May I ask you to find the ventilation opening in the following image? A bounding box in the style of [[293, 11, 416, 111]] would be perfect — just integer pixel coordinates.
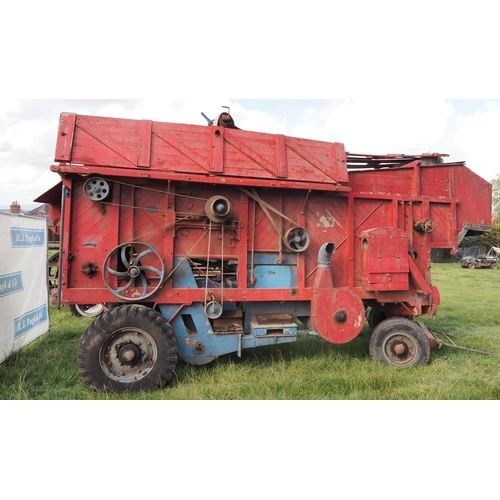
[[181, 314, 198, 335]]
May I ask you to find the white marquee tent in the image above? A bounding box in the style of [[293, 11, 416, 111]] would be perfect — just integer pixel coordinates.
[[0, 212, 49, 364]]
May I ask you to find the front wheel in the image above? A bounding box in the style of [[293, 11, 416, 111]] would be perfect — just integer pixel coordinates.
[[77, 305, 177, 392], [369, 317, 430, 367]]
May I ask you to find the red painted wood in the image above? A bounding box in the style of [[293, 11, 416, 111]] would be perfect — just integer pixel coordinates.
[[56, 113, 349, 188]]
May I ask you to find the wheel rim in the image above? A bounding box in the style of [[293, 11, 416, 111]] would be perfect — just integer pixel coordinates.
[[380, 331, 420, 366], [75, 303, 105, 317], [83, 177, 111, 201], [99, 326, 158, 383]]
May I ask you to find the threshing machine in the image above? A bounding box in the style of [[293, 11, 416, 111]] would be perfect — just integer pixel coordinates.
[[38, 111, 492, 392]]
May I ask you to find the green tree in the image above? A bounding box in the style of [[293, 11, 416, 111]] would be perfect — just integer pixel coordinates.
[[492, 174, 500, 221]]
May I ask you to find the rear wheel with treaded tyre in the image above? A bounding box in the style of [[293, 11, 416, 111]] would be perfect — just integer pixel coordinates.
[[369, 317, 430, 367], [77, 305, 177, 392]]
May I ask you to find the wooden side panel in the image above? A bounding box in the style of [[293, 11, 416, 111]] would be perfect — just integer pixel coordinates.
[[420, 165, 452, 198], [348, 165, 417, 196], [453, 166, 492, 228], [429, 202, 455, 248], [360, 227, 409, 291], [55, 113, 348, 188]]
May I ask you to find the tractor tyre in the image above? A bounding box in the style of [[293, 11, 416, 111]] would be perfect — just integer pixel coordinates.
[[369, 317, 430, 368], [77, 305, 177, 392], [368, 308, 387, 329]]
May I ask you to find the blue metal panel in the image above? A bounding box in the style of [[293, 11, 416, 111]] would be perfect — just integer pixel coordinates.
[[160, 257, 302, 365], [249, 265, 297, 288], [250, 252, 297, 265]]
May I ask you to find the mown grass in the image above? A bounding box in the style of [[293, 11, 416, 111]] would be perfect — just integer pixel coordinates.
[[1, 263, 499, 400]]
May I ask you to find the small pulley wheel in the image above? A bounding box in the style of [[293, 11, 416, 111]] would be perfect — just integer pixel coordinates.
[[205, 196, 232, 222], [204, 301, 223, 319], [84, 177, 111, 201], [284, 227, 310, 252]]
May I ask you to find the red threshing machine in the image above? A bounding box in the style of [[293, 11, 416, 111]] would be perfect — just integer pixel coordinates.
[[38, 111, 492, 392]]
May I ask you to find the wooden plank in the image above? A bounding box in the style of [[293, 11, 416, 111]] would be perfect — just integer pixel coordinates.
[[224, 133, 279, 177], [275, 134, 288, 178], [55, 113, 76, 162], [76, 115, 138, 166], [257, 313, 294, 325], [210, 128, 224, 173], [152, 124, 210, 172], [138, 120, 152, 168]]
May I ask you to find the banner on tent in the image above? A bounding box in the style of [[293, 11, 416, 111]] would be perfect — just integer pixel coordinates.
[[0, 213, 49, 364]]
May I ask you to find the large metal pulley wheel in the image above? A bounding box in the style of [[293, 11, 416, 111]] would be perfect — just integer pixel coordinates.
[[83, 177, 111, 201], [205, 196, 232, 222], [103, 242, 165, 301], [284, 227, 310, 252]]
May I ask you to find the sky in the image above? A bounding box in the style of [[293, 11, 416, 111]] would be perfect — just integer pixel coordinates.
[[1, 98, 500, 209]]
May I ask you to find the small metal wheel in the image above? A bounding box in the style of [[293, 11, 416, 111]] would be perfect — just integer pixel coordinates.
[[204, 300, 223, 319], [468, 262, 476, 269], [83, 177, 111, 201], [369, 317, 431, 367], [491, 263, 498, 270], [103, 242, 165, 301], [77, 305, 177, 392], [284, 227, 310, 252], [69, 303, 106, 317]]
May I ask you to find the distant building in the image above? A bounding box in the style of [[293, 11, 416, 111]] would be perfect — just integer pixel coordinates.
[[1, 201, 59, 245]]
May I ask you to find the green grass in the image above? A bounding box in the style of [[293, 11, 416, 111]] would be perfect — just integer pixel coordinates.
[[1, 263, 500, 400]]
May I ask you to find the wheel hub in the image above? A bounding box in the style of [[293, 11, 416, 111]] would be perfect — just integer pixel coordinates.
[[117, 342, 142, 365], [100, 327, 158, 383], [128, 266, 140, 278], [392, 342, 408, 356]]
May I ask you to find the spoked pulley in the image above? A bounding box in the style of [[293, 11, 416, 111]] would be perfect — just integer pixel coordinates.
[[284, 227, 310, 252], [103, 242, 165, 301]]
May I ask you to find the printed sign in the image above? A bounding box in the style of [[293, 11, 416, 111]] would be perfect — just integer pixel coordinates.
[[1, 213, 49, 364], [14, 304, 49, 339], [10, 227, 45, 248]]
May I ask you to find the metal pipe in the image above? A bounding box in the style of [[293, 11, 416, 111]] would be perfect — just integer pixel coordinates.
[[318, 242, 335, 267]]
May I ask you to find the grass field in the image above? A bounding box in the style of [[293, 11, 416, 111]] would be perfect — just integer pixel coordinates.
[[1, 263, 499, 400]]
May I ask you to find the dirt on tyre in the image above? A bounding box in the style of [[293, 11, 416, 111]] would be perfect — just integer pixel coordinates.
[[369, 317, 430, 368], [77, 305, 178, 392]]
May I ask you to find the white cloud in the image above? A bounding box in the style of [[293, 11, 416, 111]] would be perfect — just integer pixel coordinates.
[[451, 102, 500, 181], [291, 99, 455, 153]]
